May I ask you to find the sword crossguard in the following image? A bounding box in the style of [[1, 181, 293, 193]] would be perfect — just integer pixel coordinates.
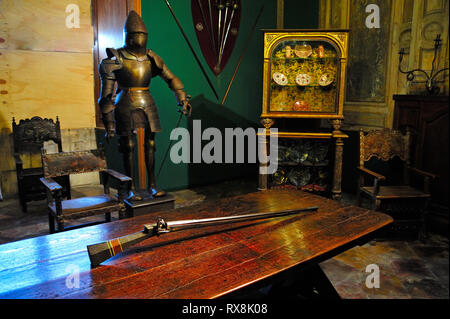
[[155, 217, 170, 235]]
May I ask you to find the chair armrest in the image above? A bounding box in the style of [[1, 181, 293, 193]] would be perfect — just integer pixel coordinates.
[[105, 169, 132, 183], [408, 166, 438, 194], [40, 177, 63, 192], [408, 167, 438, 180], [357, 166, 386, 181], [102, 170, 131, 203]]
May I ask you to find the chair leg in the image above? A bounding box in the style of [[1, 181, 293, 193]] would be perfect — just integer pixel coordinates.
[[356, 177, 362, 207], [356, 190, 361, 207], [371, 198, 380, 211], [19, 189, 27, 213], [20, 200, 27, 213], [418, 199, 430, 241], [56, 216, 64, 232], [119, 206, 128, 220], [48, 211, 55, 234]]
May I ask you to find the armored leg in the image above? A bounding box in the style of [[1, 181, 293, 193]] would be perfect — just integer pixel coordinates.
[[119, 135, 142, 200], [145, 130, 165, 197]]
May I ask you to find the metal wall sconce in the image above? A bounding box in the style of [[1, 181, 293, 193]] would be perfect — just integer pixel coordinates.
[[398, 34, 449, 95]]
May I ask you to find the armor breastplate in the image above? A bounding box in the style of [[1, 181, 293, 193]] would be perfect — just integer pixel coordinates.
[[115, 49, 152, 88], [111, 48, 161, 134]]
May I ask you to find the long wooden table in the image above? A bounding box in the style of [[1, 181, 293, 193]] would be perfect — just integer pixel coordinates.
[[0, 189, 392, 299]]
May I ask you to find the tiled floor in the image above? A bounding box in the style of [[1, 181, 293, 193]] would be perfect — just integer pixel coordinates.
[[0, 179, 448, 299]]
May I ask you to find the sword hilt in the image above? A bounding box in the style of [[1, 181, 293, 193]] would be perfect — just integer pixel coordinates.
[[178, 94, 192, 116]]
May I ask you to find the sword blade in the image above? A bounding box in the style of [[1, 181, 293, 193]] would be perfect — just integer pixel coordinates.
[[217, 3, 222, 57], [217, 8, 235, 69], [219, 3, 229, 55], [157, 206, 318, 232]]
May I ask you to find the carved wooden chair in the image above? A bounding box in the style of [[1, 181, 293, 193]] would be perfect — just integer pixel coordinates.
[[356, 129, 437, 238], [12, 116, 71, 212], [40, 147, 132, 233]]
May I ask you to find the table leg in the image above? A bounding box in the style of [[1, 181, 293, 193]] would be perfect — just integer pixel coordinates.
[[306, 264, 341, 299], [263, 264, 341, 299]]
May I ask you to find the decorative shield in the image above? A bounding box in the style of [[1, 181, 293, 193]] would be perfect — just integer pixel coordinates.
[[191, 0, 241, 75]]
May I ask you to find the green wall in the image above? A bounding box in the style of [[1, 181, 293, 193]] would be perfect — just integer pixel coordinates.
[[133, 0, 318, 192], [141, 0, 273, 191], [284, 0, 319, 29]]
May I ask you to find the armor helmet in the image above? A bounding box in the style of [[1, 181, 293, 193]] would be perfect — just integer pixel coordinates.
[[124, 10, 148, 34], [123, 11, 148, 49]]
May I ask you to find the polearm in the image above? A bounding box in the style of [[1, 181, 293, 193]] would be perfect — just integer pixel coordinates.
[[87, 206, 318, 266], [164, 0, 219, 101], [196, 0, 217, 57], [221, 4, 264, 105]]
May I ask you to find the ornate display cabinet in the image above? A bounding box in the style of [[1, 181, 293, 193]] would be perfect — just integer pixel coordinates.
[[258, 30, 349, 200]]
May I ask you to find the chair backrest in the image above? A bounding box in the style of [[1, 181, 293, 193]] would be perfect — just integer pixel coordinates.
[[12, 116, 62, 154], [41, 149, 107, 178], [359, 129, 410, 167]]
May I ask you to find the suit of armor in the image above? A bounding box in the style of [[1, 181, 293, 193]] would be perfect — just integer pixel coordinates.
[[98, 11, 190, 199]]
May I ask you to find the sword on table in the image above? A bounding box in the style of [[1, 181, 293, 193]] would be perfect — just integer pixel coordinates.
[[87, 206, 318, 266]]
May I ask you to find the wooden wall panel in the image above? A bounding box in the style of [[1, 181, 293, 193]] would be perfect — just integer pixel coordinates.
[[0, 50, 95, 130], [0, 0, 96, 134], [0, 0, 93, 53]]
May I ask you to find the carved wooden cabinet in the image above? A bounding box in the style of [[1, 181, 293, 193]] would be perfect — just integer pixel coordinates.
[[393, 95, 449, 234], [258, 30, 349, 200]]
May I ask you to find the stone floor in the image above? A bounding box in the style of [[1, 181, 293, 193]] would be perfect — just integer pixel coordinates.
[[0, 178, 448, 299]]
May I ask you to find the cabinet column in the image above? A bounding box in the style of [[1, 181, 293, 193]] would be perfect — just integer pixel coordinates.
[[258, 119, 275, 191], [258, 134, 269, 191], [332, 136, 344, 200], [331, 119, 344, 201]]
